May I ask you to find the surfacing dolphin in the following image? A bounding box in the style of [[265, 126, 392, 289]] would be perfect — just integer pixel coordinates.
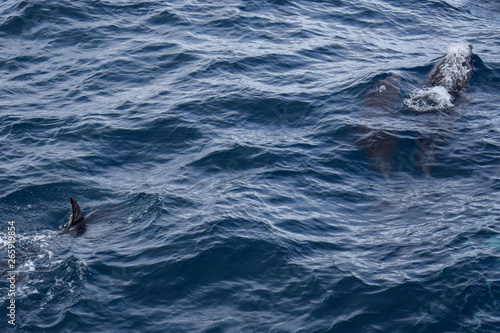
[[404, 43, 474, 112], [60, 197, 86, 236], [429, 43, 473, 96], [406, 43, 474, 172]]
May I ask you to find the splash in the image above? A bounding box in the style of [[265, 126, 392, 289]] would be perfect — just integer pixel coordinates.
[[403, 86, 454, 112]]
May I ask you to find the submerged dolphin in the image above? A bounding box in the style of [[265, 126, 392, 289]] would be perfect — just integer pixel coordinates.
[[60, 197, 86, 236], [362, 74, 401, 111], [358, 74, 401, 176]]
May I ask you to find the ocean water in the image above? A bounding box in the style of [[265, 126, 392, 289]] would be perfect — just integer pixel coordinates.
[[0, 0, 499, 332]]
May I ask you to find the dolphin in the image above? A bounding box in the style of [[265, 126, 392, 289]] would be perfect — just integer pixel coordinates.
[[408, 44, 473, 172], [357, 74, 401, 176], [404, 43, 474, 112], [429, 43, 473, 98], [362, 74, 401, 111], [0, 199, 85, 277], [60, 197, 86, 236], [0, 198, 88, 279]]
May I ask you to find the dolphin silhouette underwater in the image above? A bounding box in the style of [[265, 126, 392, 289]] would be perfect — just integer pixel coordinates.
[[357, 74, 402, 176], [60, 197, 86, 236]]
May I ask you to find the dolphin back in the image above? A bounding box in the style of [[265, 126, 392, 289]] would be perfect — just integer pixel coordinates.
[[430, 43, 473, 93]]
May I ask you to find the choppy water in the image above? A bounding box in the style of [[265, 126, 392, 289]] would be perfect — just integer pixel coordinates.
[[0, 0, 499, 332]]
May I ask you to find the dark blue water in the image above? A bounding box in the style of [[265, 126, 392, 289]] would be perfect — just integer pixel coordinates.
[[1, 0, 499, 332]]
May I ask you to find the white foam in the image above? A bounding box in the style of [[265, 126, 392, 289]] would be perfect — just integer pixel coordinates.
[[403, 86, 454, 112], [16, 285, 39, 299], [19, 259, 36, 272], [446, 41, 472, 59]]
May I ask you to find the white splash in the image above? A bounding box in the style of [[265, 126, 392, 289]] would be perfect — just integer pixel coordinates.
[[403, 86, 454, 112], [446, 41, 472, 58], [19, 259, 36, 272]]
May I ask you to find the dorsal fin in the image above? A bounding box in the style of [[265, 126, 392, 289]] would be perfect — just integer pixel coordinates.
[[69, 197, 84, 227]]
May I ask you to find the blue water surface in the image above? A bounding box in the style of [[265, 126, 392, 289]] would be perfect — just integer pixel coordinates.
[[0, 0, 499, 332]]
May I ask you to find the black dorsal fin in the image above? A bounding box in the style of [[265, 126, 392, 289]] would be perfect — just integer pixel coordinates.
[[69, 197, 84, 227]]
